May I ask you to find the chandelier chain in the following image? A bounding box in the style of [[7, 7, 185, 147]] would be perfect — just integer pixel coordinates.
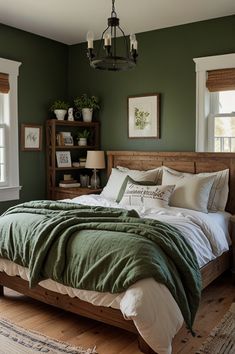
[[111, 0, 117, 18]]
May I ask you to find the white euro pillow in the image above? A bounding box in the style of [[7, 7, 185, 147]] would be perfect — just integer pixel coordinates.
[[162, 166, 229, 212], [162, 169, 215, 213], [117, 165, 162, 184]]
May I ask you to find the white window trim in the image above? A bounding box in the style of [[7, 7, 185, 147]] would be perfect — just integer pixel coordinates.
[[193, 53, 235, 152], [0, 57, 21, 201]]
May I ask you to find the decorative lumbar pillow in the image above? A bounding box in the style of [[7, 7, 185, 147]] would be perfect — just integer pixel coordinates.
[[117, 165, 162, 184], [162, 166, 229, 212], [162, 169, 215, 213], [116, 176, 156, 203], [119, 181, 175, 209]]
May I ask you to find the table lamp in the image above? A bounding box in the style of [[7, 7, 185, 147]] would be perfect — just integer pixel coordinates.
[[85, 151, 105, 189]]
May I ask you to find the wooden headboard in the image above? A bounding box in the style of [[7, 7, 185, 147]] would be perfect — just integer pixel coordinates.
[[107, 151, 235, 214]]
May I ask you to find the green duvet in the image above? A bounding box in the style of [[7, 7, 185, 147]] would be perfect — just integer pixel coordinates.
[[0, 200, 201, 330]]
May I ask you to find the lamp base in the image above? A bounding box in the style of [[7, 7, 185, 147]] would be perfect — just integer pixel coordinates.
[[90, 169, 100, 189]]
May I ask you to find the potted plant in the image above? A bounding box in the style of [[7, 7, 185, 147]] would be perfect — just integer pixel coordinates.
[[74, 94, 100, 122], [77, 129, 91, 146], [50, 100, 70, 120]]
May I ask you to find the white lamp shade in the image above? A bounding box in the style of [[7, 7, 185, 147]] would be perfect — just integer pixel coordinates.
[[85, 151, 105, 169]]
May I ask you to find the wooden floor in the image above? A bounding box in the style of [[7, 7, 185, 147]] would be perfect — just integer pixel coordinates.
[[0, 272, 234, 354]]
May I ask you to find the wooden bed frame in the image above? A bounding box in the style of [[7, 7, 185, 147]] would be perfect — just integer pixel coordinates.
[[0, 151, 235, 354]]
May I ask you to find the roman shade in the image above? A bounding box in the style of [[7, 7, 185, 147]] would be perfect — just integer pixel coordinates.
[[0, 73, 10, 94], [206, 68, 235, 92]]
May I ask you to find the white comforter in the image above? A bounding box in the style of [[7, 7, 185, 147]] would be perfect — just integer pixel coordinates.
[[0, 195, 231, 354]]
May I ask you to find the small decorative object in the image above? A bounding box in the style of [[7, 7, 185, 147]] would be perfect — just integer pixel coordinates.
[[50, 100, 69, 120], [74, 94, 100, 122], [85, 151, 105, 189], [79, 157, 87, 167], [72, 162, 80, 167], [21, 124, 42, 151], [77, 129, 90, 146], [67, 107, 74, 121], [61, 132, 74, 146], [128, 94, 160, 139], [86, 0, 138, 71], [80, 174, 89, 187], [56, 151, 72, 168]]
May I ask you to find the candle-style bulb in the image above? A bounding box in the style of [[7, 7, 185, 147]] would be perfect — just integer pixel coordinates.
[[104, 32, 111, 46], [130, 33, 136, 51], [130, 33, 136, 43], [133, 39, 138, 51], [87, 31, 94, 49]]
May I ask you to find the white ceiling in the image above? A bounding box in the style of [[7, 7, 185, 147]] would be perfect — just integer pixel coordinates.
[[0, 0, 234, 45]]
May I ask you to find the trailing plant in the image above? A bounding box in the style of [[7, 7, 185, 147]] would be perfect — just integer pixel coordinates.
[[74, 94, 100, 110], [50, 100, 70, 112]]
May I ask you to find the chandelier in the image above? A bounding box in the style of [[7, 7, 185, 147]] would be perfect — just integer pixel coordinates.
[[86, 0, 138, 71]]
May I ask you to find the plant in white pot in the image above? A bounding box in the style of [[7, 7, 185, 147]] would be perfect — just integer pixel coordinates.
[[77, 129, 91, 146], [50, 100, 70, 120], [74, 94, 100, 122]]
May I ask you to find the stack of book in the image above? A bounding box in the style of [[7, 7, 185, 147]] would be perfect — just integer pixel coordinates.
[[59, 179, 81, 188]]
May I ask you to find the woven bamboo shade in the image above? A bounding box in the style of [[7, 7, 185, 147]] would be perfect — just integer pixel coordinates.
[[206, 68, 235, 92], [0, 73, 10, 94]]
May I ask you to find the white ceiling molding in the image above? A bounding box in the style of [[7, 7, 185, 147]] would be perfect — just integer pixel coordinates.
[[0, 0, 234, 44]]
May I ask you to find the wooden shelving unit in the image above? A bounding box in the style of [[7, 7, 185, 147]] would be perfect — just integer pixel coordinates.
[[46, 119, 100, 200]]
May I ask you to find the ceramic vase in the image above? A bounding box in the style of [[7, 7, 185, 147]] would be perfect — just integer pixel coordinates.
[[54, 109, 67, 120], [82, 108, 93, 122], [78, 138, 87, 146]]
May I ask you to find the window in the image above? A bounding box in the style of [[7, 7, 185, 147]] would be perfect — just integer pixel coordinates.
[[193, 53, 235, 152], [0, 58, 21, 201], [208, 90, 235, 152]]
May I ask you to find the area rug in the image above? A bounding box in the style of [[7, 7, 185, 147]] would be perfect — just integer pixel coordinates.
[[0, 317, 97, 354], [196, 303, 235, 354]]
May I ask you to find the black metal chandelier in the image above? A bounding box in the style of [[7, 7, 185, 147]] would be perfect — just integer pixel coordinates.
[[87, 0, 138, 71]]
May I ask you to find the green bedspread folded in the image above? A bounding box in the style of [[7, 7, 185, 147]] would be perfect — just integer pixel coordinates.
[[0, 200, 201, 330]]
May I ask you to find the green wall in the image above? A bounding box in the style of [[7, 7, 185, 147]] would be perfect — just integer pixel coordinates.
[[68, 15, 235, 152], [0, 15, 234, 213], [0, 24, 68, 214]]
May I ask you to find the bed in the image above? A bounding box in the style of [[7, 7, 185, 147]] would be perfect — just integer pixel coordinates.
[[0, 151, 234, 354]]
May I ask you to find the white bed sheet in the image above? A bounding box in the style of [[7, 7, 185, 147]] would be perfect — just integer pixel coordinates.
[[69, 194, 231, 268], [0, 194, 231, 354]]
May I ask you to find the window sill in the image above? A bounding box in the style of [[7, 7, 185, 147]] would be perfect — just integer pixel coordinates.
[[0, 186, 21, 202]]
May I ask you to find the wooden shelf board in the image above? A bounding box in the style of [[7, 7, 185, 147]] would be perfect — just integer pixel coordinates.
[[47, 119, 99, 127], [47, 145, 99, 150]]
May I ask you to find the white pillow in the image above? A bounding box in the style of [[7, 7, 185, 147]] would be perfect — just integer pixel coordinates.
[[119, 182, 175, 209], [162, 169, 215, 213], [199, 170, 229, 211], [101, 166, 162, 201], [162, 166, 229, 211], [117, 165, 162, 184], [101, 168, 127, 201]]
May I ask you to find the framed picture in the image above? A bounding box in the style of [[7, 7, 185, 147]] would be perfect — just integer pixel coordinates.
[[21, 124, 42, 151], [128, 93, 160, 139], [56, 151, 72, 168], [61, 132, 74, 146]]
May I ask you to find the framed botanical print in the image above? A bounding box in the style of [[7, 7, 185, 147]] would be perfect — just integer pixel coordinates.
[[56, 151, 72, 168], [21, 124, 42, 151], [128, 93, 160, 139]]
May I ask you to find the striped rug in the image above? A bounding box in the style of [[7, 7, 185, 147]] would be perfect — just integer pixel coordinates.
[[196, 303, 235, 354], [0, 317, 97, 354]]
